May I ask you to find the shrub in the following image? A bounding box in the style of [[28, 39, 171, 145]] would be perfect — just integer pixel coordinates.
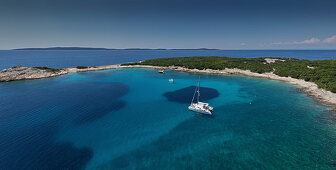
[[76, 66, 89, 69], [12, 66, 24, 68], [33, 67, 59, 72]]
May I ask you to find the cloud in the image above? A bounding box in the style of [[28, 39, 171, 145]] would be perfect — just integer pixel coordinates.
[[272, 37, 320, 45], [272, 35, 336, 45], [296, 38, 321, 44], [240, 42, 247, 46], [323, 35, 336, 43]]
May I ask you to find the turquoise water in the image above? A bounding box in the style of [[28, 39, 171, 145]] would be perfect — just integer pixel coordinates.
[[0, 68, 336, 169]]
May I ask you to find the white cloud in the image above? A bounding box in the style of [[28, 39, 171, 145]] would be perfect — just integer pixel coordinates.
[[323, 35, 336, 43], [296, 38, 321, 44], [240, 42, 246, 46], [272, 35, 336, 46], [272, 37, 320, 45]]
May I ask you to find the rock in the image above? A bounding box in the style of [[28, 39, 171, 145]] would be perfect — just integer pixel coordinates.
[[265, 58, 286, 64], [0, 66, 68, 82]]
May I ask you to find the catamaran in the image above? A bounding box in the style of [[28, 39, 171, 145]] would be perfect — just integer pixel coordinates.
[[188, 76, 213, 115]]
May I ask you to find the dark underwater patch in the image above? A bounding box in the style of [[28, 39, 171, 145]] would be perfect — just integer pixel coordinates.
[[0, 81, 129, 125], [75, 100, 126, 124], [0, 121, 93, 170], [61, 82, 129, 125], [0, 81, 131, 169], [163, 86, 219, 104]]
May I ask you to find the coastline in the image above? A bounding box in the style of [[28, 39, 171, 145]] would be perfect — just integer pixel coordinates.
[[1, 64, 336, 108], [62, 64, 336, 107], [119, 65, 336, 107]]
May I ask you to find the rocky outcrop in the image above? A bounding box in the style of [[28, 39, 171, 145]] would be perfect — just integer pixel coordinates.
[[0, 66, 67, 82]]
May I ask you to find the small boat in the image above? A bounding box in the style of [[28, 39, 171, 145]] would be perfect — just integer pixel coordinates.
[[169, 78, 174, 82], [158, 70, 165, 74], [188, 76, 213, 115]]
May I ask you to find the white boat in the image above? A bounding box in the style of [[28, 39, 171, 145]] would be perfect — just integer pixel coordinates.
[[158, 70, 165, 74], [188, 76, 213, 115], [169, 78, 174, 82]]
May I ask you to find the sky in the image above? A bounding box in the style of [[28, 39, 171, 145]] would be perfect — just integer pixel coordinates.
[[0, 0, 336, 49]]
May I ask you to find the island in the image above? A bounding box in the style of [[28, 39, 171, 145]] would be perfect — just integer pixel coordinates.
[[1, 56, 336, 107], [13, 47, 112, 50], [0, 66, 68, 81], [13, 47, 219, 50]]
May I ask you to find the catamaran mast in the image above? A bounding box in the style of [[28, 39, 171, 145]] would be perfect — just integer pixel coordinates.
[[190, 76, 201, 104], [197, 76, 200, 103]]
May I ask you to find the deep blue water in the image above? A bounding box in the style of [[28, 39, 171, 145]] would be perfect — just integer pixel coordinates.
[[0, 50, 336, 70], [0, 68, 335, 169]]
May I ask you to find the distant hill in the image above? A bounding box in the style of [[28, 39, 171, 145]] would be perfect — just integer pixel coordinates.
[[170, 48, 219, 50], [13, 47, 111, 50], [13, 47, 220, 50]]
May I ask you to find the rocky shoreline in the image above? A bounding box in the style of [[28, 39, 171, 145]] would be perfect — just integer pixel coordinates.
[[1, 64, 336, 108], [0, 66, 67, 82], [125, 65, 336, 107]]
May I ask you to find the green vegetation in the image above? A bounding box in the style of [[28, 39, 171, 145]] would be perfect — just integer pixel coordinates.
[[33, 67, 60, 73], [76, 66, 90, 69], [123, 56, 336, 93], [11, 66, 24, 68]]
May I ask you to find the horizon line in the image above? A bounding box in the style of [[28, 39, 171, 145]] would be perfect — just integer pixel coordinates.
[[3, 47, 336, 51]]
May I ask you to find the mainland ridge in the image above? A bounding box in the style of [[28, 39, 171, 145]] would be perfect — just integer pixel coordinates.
[[13, 47, 219, 50], [1, 56, 336, 109]]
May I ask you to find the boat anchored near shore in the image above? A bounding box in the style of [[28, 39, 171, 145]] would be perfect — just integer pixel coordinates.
[[188, 76, 213, 115]]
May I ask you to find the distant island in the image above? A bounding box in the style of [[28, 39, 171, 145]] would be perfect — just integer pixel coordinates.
[[13, 47, 219, 50], [13, 47, 111, 50], [169, 48, 219, 50]]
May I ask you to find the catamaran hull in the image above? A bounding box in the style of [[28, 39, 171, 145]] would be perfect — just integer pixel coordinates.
[[188, 76, 213, 115], [188, 107, 212, 115]]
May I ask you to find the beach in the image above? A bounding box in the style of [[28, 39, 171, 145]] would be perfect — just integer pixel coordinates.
[[1, 63, 335, 108], [62, 64, 336, 107]]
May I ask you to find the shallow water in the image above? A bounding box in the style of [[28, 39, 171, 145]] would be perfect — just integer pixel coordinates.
[[0, 68, 335, 169]]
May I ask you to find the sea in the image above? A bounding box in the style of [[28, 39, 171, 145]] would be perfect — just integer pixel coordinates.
[[0, 49, 336, 70], [0, 50, 336, 169]]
